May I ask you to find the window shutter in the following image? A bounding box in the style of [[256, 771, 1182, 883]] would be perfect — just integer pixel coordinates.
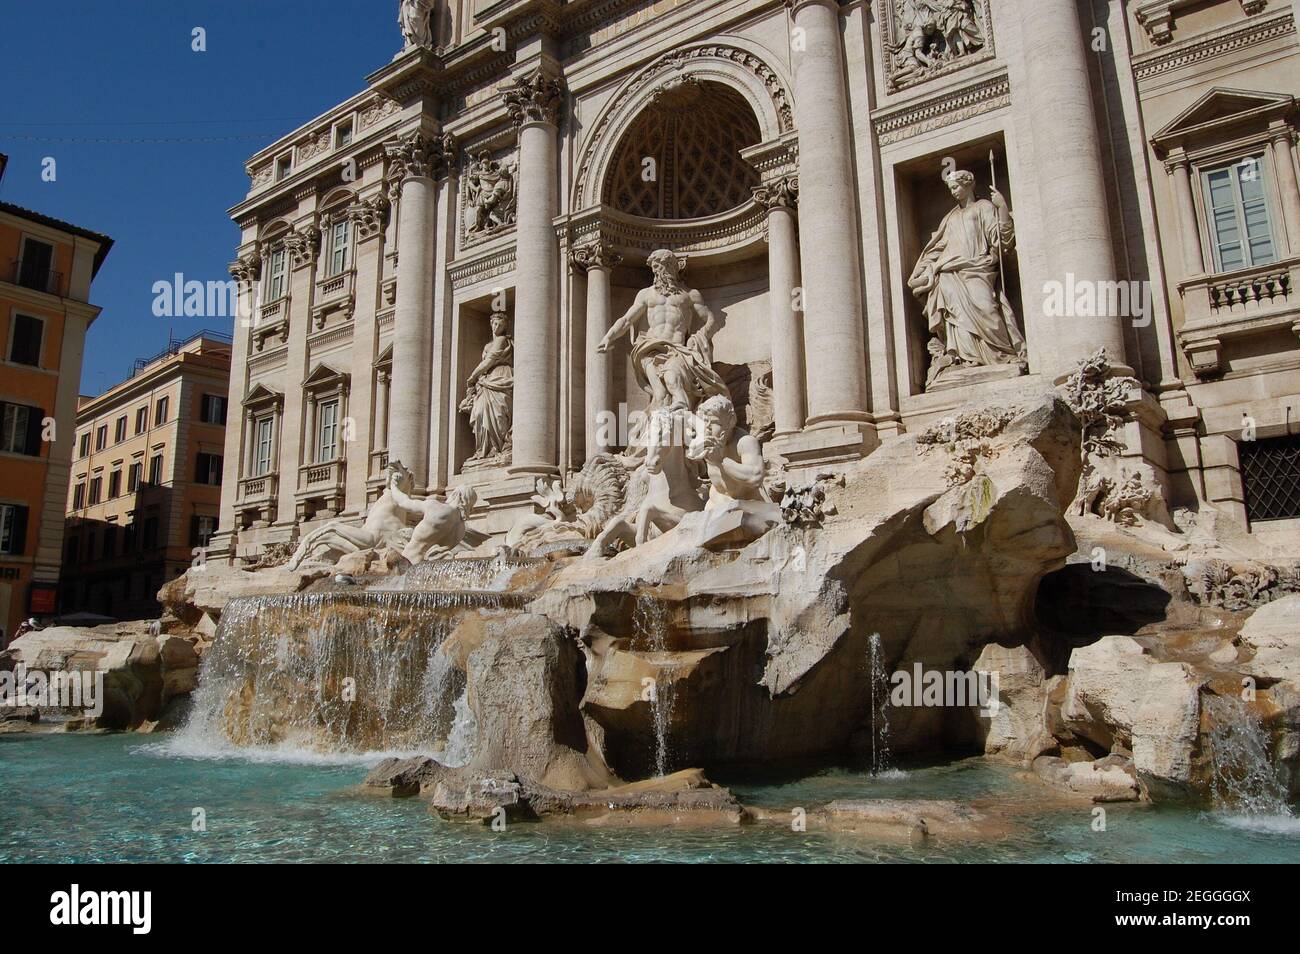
[[25, 407, 44, 456]]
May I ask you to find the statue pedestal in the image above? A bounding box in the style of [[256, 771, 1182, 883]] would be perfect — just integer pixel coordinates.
[[926, 362, 1026, 394], [448, 469, 539, 538]]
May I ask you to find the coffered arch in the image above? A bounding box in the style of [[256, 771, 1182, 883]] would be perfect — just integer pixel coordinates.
[[573, 40, 795, 211]]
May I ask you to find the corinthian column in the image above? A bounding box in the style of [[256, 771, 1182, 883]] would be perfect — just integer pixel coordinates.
[[571, 240, 622, 458], [787, 0, 868, 425], [1269, 122, 1300, 253], [1022, 0, 1128, 375], [753, 176, 805, 436], [383, 130, 453, 488], [503, 67, 565, 475]]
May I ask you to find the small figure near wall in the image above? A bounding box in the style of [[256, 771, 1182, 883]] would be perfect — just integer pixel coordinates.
[[459, 309, 514, 465], [909, 167, 1026, 389]]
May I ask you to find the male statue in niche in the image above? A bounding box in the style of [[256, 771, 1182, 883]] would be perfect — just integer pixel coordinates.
[[909, 167, 1026, 388], [597, 249, 728, 416]]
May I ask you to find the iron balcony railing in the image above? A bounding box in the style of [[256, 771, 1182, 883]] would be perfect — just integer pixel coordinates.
[[9, 258, 64, 296]]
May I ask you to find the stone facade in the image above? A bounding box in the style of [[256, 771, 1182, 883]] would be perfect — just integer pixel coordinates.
[[211, 0, 1300, 562]]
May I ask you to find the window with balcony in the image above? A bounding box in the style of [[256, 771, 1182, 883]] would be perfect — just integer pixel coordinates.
[[327, 219, 351, 277], [8, 313, 44, 366], [317, 399, 340, 462], [255, 417, 274, 476], [1202, 157, 1279, 273], [265, 248, 288, 301], [15, 237, 56, 295]]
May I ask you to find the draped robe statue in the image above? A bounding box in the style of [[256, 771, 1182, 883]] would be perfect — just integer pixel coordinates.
[[909, 169, 1025, 386], [597, 249, 727, 419], [460, 310, 513, 463]]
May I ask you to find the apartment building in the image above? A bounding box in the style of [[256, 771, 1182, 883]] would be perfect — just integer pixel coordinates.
[[0, 155, 113, 642], [61, 331, 230, 620]]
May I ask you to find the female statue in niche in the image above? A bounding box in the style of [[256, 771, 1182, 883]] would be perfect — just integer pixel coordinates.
[[460, 309, 514, 464], [908, 167, 1025, 388]]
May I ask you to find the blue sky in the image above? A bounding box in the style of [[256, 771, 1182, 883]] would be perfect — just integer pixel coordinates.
[[0, 1, 397, 394]]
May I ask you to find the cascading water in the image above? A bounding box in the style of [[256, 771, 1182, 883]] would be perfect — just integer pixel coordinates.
[[176, 590, 522, 759], [1205, 694, 1294, 828], [866, 632, 893, 776], [633, 596, 675, 778]]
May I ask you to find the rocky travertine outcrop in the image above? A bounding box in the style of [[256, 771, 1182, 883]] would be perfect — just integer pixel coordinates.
[[2, 622, 199, 730], [159, 562, 331, 637], [505, 389, 1084, 777], [1239, 595, 1300, 683]]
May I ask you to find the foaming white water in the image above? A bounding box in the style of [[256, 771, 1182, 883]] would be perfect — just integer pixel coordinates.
[[1213, 813, 1300, 836], [438, 688, 478, 768], [135, 735, 429, 767]]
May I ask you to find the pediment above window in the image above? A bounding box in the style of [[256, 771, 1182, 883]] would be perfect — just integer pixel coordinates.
[[243, 383, 284, 410], [303, 363, 350, 393], [1152, 87, 1296, 154]]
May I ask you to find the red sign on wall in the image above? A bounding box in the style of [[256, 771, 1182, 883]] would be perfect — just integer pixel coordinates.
[[28, 583, 58, 615]]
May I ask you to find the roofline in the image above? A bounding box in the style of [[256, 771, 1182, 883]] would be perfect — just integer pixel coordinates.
[[0, 201, 115, 276]]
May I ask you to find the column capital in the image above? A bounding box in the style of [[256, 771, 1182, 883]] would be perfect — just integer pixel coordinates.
[[502, 67, 566, 129], [753, 175, 799, 211], [384, 129, 456, 187], [228, 252, 261, 283], [347, 194, 391, 242], [1268, 119, 1296, 145], [783, 0, 841, 15], [282, 225, 321, 270], [569, 239, 622, 272]]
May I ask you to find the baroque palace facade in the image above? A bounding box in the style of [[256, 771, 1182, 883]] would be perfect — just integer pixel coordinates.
[[212, 0, 1300, 562]]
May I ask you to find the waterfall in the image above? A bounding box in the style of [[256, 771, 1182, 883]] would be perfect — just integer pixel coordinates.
[[399, 555, 543, 592], [866, 632, 892, 776], [633, 596, 675, 778], [1205, 694, 1293, 826], [439, 688, 478, 768], [175, 591, 514, 758]]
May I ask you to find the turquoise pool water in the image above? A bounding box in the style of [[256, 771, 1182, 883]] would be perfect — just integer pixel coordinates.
[[1, 733, 1296, 863]]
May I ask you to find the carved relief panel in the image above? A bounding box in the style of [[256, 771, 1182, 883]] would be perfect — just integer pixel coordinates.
[[460, 148, 518, 247], [881, 0, 996, 93]]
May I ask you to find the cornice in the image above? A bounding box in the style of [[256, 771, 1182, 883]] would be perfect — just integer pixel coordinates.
[[1133, 8, 1295, 82], [872, 71, 1011, 146]]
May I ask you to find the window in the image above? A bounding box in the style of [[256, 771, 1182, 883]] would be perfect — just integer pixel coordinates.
[[95, 425, 108, 451], [200, 394, 227, 425], [276, 154, 292, 181], [1241, 434, 1300, 522], [123, 522, 136, 553], [65, 536, 79, 564], [154, 396, 169, 426], [1, 401, 42, 456], [72, 481, 86, 510], [142, 516, 159, 550], [328, 219, 350, 276], [88, 476, 102, 505], [114, 415, 127, 443], [190, 514, 218, 548], [79, 432, 90, 457], [85, 531, 96, 560], [334, 122, 353, 149], [9, 314, 44, 366], [102, 525, 116, 558], [266, 248, 288, 301], [148, 454, 164, 485], [254, 417, 274, 476], [108, 470, 122, 499], [196, 452, 223, 485], [128, 461, 142, 493], [317, 399, 340, 462], [1203, 157, 1279, 273], [16, 238, 55, 294], [135, 406, 148, 434], [0, 504, 28, 555]]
